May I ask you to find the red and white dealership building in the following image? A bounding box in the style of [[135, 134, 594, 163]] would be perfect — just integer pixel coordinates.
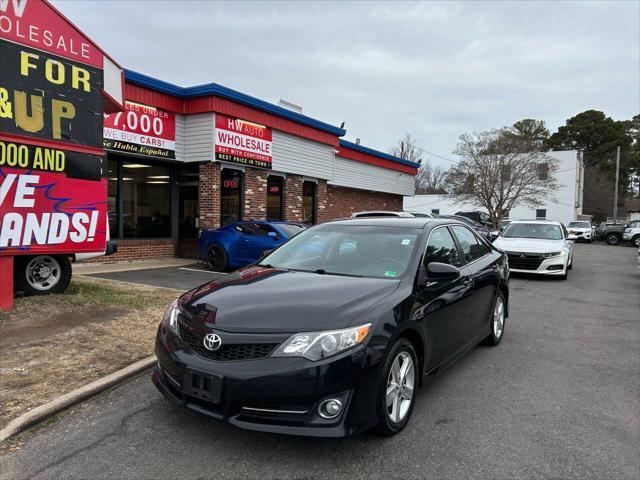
[[99, 70, 419, 261]]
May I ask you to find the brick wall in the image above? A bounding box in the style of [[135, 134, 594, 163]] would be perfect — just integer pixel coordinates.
[[243, 168, 268, 220], [325, 185, 403, 219], [199, 162, 221, 229], [284, 174, 304, 222], [317, 179, 329, 223], [82, 239, 176, 263]]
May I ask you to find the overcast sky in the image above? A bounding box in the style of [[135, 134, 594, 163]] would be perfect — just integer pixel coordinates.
[[54, 0, 639, 168]]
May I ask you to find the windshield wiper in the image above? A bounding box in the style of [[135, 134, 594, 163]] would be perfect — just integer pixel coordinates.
[[313, 268, 363, 278]]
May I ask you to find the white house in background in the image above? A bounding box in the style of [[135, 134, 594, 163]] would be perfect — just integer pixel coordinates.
[[404, 150, 585, 225]]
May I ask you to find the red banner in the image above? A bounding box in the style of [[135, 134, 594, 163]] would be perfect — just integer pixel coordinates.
[[0, 0, 103, 68], [103, 101, 176, 159], [215, 114, 272, 169], [0, 166, 107, 255]]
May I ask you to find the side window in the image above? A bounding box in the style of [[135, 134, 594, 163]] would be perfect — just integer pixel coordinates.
[[239, 223, 273, 236], [628, 221, 638, 228], [424, 227, 461, 267], [561, 224, 569, 238], [450, 225, 491, 265]]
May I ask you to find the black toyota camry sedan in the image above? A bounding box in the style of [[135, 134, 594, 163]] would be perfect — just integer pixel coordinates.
[[153, 217, 509, 437]]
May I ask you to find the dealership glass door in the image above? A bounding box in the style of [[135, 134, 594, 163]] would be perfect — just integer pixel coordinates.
[[303, 181, 316, 225], [221, 169, 243, 226], [267, 175, 284, 220]]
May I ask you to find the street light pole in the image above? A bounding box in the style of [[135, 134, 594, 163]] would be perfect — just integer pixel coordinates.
[[613, 146, 620, 223]]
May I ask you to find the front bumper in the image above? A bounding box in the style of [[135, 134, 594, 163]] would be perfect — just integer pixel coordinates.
[[623, 233, 634, 241], [153, 325, 381, 438], [507, 255, 568, 276], [569, 231, 591, 241]]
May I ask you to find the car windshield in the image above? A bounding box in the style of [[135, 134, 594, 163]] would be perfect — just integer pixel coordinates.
[[568, 222, 590, 228], [502, 223, 563, 240], [260, 224, 421, 279], [276, 224, 305, 237]]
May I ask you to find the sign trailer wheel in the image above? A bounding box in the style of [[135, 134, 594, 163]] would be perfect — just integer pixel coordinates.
[[14, 255, 72, 295]]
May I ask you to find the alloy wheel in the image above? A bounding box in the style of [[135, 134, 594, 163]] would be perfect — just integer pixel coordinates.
[[26, 256, 61, 291], [493, 296, 505, 339], [385, 352, 415, 423], [208, 246, 226, 271]]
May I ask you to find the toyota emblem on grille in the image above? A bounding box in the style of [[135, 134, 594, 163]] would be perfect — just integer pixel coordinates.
[[519, 252, 526, 258], [203, 333, 222, 351]]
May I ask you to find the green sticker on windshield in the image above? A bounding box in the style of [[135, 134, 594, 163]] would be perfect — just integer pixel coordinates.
[[385, 271, 397, 277]]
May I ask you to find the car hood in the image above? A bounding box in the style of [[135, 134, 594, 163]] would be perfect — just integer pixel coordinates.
[[493, 237, 567, 253], [568, 228, 590, 232], [179, 266, 400, 333]]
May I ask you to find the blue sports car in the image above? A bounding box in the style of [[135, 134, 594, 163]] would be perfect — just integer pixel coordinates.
[[197, 221, 306, 271]]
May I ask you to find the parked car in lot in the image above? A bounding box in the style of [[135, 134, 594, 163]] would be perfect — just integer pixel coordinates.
[[197, 221, 306, 271], [493, 220, 576, 280], [567, 221, 593, 243], [153, 217, 509, 437], [595, 222, 627, 245], [350, 211, 433, 218], [622, 220, 640, 248], [435, 214, 493, 242], [455, 210, 491, 227]]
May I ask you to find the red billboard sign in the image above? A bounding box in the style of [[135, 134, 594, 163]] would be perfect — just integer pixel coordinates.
[[103, 101, 176, 159], [0, 165, 107, 254], [215, 114, 272, 169], [0, 0, 121, 258]]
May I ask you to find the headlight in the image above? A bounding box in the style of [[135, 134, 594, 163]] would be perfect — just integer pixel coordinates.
[[625, 228, 631, 233], [272, 323, 371, 361], [542, 251, 565, 258], [162, 299, 180, 335]]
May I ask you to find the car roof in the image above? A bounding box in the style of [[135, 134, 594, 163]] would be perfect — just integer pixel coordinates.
[[324, 217, 461, 229], [509, 219, 563, 225]]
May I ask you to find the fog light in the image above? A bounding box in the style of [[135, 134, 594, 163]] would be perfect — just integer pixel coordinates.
[[318, 398, 343, 419]]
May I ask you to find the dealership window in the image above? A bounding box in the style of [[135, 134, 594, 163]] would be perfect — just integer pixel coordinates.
[[267, 176, 284, 220], [121, 162, 171, 238], [536, 209, 547, 220], [221, 169, 243, 226], [107, 157, 172, 239], [302, 181, 317, 224], [537, 163, 549, 181]]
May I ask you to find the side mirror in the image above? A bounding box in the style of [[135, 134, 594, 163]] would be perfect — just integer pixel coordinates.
[[425, 262, 460, 282], [567, 234, 578, 241], [267, 231, 278, 239]]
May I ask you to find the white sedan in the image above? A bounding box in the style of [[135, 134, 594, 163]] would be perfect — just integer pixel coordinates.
[[493, 220, 577, 280]]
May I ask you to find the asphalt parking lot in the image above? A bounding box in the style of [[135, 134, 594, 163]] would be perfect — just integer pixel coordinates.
[[1, 243, 638, 480], [86, 264, 225, 291]]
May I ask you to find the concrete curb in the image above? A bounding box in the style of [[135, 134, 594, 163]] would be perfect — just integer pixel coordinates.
[[0, 356, 156, 443]]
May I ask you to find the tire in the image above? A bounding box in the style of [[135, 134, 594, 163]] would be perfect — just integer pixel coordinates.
[[14, 255, 72, 295], [207, 244, 228, 271], [606, 234, 621, 246], [375, 338, 418, 436], [631, 236, 640, 248], [483, 292, 506, 346]]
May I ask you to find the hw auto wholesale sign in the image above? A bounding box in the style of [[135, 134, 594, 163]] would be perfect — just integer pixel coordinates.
[[104, 101, 176, 159], [0, 0, 121, 256], [215, 114, 272, 169]]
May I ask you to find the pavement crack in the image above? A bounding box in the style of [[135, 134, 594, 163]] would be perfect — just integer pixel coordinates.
[[26, 403, 154, 480]]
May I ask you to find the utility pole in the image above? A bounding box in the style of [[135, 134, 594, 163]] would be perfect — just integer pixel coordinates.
[[613, 146, 620, 223]]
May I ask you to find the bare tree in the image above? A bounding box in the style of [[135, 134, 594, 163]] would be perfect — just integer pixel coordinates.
[[446, 129, 559, 227], [416, 165, 448, 194], [389, 133, 423, 164]]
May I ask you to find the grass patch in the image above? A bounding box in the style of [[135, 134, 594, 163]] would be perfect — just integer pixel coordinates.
[[0, 276, 182, 429]]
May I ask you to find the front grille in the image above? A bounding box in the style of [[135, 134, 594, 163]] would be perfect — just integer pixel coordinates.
[[178, 317, 278, 361], [506, 252, 544, 271]]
